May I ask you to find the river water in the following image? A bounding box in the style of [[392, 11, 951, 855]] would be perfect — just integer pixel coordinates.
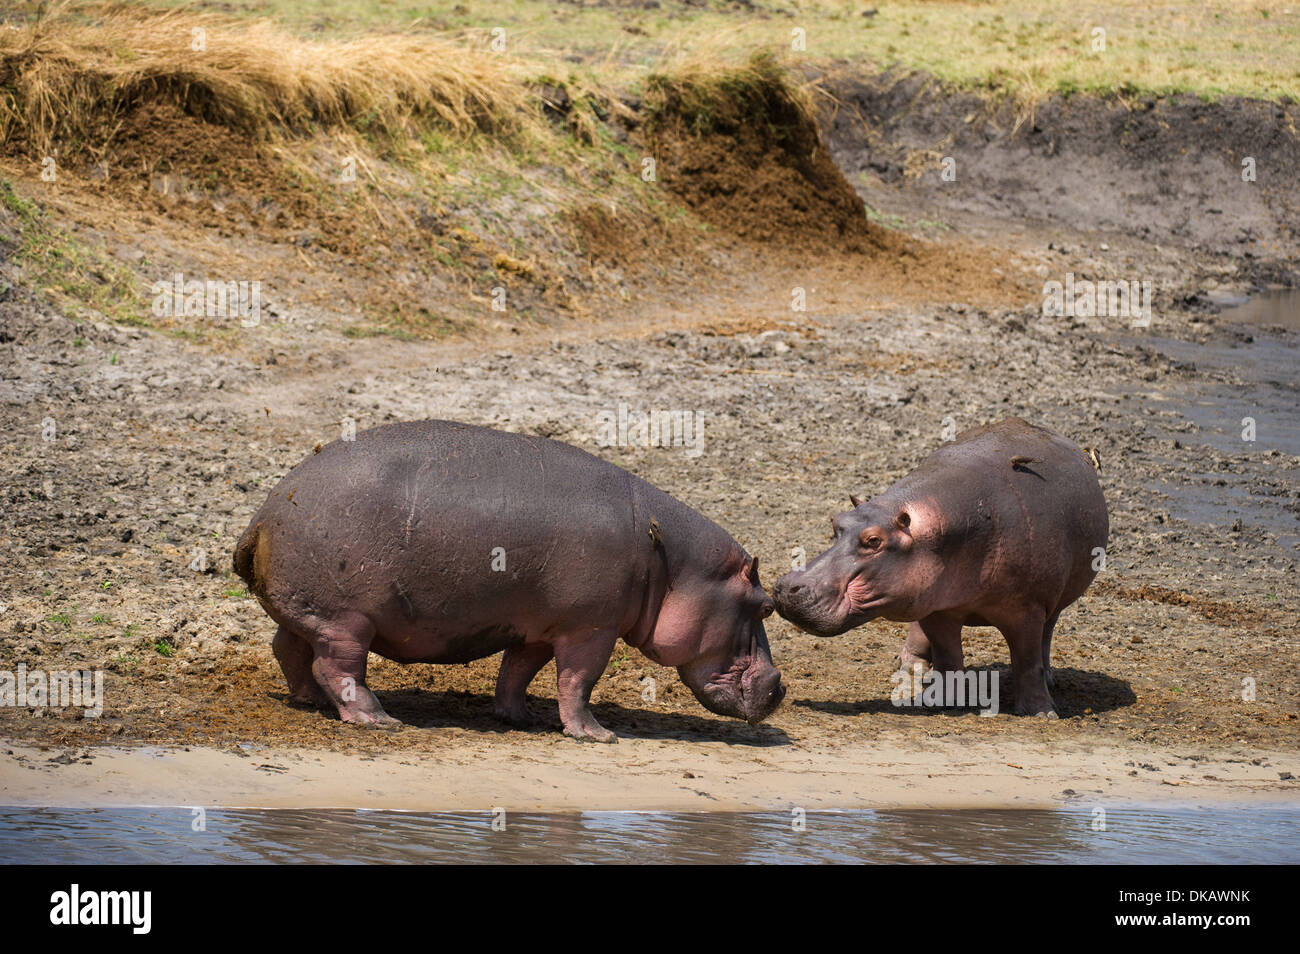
[[2, 804, 1297, 864]]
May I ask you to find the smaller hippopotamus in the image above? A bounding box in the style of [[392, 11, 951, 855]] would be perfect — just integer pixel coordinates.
[[234, 420, 785, 742], [772, 418, 1107, 717]]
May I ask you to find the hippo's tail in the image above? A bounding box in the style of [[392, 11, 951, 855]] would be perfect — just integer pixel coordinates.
[[232, 520, 266, 598]]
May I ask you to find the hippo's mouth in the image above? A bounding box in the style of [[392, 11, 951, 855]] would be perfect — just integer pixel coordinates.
[[842, 574, 893, 621], [738, 659, 787, 725], [776, 574, 890, 636], [686, 642, 785, 725]]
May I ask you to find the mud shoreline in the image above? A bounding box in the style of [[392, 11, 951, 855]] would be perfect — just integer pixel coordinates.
[[3, 739, 1296, 812]]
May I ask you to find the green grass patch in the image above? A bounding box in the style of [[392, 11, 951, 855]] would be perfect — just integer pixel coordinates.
[[0, 176, 144, 323]]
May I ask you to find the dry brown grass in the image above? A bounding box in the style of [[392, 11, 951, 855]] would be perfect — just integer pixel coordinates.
[[642, 44, 818, 137], [0, 2, 533, 159]]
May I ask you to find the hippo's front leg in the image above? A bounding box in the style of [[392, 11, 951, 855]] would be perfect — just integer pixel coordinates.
[[900, 615, 969, 705], [553, 630, 619, 743], [897, 622, 932, 672], [899, 614, 966, 674]]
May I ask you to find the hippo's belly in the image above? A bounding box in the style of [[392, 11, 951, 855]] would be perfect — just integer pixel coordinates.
[[370, 621, 528, 665]]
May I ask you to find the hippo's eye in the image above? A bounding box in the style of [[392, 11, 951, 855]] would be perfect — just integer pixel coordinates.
[[861, 535, 882, 551], [759, 602, 774, 619]]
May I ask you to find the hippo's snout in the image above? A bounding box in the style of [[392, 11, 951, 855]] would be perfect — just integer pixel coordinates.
[[771, 573, 800, 609], [773, 570, 853, 637]]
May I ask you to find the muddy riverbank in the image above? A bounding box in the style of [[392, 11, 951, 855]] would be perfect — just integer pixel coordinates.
[[1, 275, 1296, 790]]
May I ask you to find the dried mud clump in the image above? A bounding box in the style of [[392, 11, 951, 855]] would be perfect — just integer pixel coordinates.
[[644, 52, 890, 255]]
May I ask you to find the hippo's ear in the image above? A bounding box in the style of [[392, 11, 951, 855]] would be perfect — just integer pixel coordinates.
[[893, 510, 915, 549], [744, 555, 761, 586], [849, 494, 863, 508]]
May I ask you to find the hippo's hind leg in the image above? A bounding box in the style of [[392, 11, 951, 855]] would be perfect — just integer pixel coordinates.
[[995, 606, 1057, 718], [1042, 611, 1061, 693], [553, 629, 619, 744], [272, 625, 329, 708], [298, 611, 400, 729], [493, 641, 554, 727]]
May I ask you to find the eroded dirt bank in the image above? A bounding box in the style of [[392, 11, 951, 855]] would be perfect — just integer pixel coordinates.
[[817, 67, 1300, 278], [1, 66, 1298, 808]]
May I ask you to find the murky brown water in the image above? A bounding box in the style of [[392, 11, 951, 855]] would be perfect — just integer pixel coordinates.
[[1220, 288, 1300, 331], [1, 805, 1296, 864]]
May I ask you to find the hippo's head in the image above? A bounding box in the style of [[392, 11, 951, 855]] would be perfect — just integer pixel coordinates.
[[773, 496, 937, 636], [646, 554, 786, 725]]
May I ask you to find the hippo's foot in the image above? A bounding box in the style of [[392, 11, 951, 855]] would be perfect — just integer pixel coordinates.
[[337, 694, 403, 729], [492, 700, 537, 728], [895, 649, 930, 673], [1013, 696, 1059, 719], [341, 709, 403, 730], [288, 689, 331, 710], [563, 721, 618, 744]]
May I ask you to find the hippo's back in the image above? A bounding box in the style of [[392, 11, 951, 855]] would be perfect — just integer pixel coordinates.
[[234, 421, 652, 648], [897, 418, 1108, 608]]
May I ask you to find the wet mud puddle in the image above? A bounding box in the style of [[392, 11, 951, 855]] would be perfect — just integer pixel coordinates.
[[1119, 297, 1299, 552], [1219, 288, 1300, 332], [1, 805, 1297, 863]]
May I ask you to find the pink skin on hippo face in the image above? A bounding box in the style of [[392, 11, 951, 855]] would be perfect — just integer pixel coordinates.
[[770, 500, 947, 637], [772, 418, 1109, 718], [642, 555, 784, 725]]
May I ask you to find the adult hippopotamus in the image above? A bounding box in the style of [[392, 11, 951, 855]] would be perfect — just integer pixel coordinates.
[[233, 420, 785, 742], [772, 418, 1107, 717]]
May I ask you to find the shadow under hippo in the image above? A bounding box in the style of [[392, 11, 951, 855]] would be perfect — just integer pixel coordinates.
[[314, 688, 795, 746], [793, 665, 1137, 719]]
